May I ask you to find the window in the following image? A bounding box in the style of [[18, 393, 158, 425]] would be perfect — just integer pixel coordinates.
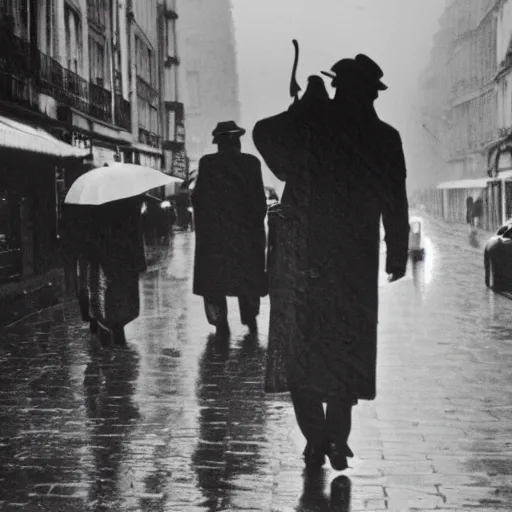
[[89, 36, 105, 85], [187, 71, 200, 108], [167, 19, 176, 57], [138, 96, 148, 129], [149, 105, 158, 133], [165, 66, 177, 102], [65, 4, 81, 72], [45, 0, 53, 55], [1, 0, 30, 40], [135, 35, 154, 86], [167, 110, 176, 141], [164, 149, 173, 174], [87, 0, 106, 28]]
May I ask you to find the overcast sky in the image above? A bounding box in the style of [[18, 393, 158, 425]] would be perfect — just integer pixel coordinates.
[[231, 0, 445, 189]]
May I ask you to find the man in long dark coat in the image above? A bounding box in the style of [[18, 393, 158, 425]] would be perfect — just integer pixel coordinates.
[[192, 121, 268, 337], [253, 54, 409, 471]]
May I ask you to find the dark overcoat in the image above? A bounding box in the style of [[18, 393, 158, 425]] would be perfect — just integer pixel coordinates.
[[253, 93, 409, 402], [62, 197, 146, 277], [192, 149, 268, 298]]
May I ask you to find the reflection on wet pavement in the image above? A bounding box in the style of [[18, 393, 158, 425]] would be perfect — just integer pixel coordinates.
[[1, 219, 512, 510]]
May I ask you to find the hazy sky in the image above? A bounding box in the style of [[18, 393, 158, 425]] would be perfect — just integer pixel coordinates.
[[231, 0, 445, 188]]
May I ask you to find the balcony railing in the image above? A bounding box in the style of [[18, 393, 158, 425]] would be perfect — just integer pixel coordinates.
[[0, 29, 131, 130], [114, 94, 131, 132], [139, 128, 161, 148], [89, 82, 112, 123], [63, 67, 90, 114], [136, 76, 158, 103]]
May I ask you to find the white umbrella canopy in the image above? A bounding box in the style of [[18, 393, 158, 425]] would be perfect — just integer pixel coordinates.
[[64, 163, 183, 205]]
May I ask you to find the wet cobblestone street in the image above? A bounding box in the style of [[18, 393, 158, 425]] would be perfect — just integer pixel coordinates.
[[1, 217, 512, 511]]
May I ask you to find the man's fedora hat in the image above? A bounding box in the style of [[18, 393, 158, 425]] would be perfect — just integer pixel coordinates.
[[212, 121, 246, 143], [321, 54, 388, 91]]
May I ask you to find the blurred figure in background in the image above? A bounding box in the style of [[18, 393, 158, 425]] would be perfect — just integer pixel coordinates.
[[192, 121, 268, 338], [472, 195, 483, 229]]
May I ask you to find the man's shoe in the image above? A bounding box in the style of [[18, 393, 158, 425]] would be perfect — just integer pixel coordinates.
[[325, 442, 353, 471], [112, 327, 127, 346], [303, 443, 326, 468]]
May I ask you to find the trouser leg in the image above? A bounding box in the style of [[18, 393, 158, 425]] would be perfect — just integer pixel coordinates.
[[325, 399, 353, 450], [290, 387, 326, 446], [112, 325, 127, 346], [204, 296, 228, 327], [238, 296, 260, 326]]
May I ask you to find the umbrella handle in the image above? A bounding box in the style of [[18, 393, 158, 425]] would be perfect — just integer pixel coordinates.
[[290, 39, 301, 103]]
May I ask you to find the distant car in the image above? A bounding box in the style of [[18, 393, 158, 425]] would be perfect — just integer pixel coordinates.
[[408, 216, 425, 261], [484, 223, 512, 291]]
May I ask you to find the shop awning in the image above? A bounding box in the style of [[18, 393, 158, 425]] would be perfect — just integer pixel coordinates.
[[436, 177, 490, 190], [492, 169, 512, 180], [0, 115, 90, 159]]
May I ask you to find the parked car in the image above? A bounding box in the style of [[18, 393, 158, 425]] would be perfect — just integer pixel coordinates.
[[484, 222, 512, 291], [409, 216, 425, 261]]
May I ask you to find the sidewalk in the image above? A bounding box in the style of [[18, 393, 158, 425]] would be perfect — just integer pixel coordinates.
[[0, 267, 67, 329], [0, 231, 511, 510]]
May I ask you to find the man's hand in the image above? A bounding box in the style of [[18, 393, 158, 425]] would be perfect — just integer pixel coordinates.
[[387, 270, 406, 283]]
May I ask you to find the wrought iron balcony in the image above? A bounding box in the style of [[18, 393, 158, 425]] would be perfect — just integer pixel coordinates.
[[0, 28, 131, 131], [114, 94, 131, 132], [89, 81, 112, 123], [136, 76, 158, 104], [139, 128, 161, 149]]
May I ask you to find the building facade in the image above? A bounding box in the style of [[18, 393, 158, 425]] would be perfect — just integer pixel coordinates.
[[417, 0, 502, 228], [0, 0, 185, 321], [158, 0, 186, 197], [177, 0, 240, 174]]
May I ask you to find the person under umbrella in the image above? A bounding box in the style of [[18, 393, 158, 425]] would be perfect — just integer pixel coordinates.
[[64, 163, 175, 345], [192, 121, 268, 337]]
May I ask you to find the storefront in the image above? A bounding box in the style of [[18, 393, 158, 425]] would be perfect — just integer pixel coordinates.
[[436, 177, 490, 225], [0, 115, 89, 284]]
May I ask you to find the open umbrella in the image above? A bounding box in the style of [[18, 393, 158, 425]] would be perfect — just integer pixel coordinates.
[[64, 163, 183, 205]]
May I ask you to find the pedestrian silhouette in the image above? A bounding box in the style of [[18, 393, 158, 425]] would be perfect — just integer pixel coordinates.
[[253, 52, 409, 471], [192, 121, 268, 338]]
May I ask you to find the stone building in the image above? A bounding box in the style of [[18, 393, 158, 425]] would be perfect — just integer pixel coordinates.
[[177, 0, 241, 173], [417, 0, 501, 227], [0, 0, 178, 324]]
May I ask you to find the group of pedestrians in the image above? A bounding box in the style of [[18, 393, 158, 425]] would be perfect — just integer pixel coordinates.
[[192, 53, 410, 472], [62, 50, 409, 476]]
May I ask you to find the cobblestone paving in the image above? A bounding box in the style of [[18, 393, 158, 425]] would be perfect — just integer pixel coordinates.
[[1, 217, 512, 511]]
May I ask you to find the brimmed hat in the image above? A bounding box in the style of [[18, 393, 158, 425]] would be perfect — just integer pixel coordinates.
[[212, 121, 246, 143], [321, 54, 388, 91]]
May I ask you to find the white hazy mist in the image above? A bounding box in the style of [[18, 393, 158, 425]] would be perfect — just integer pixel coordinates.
[[231, 0, 446, 191]]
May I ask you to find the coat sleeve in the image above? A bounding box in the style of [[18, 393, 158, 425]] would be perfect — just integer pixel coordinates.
[[382, 131, 410, 275], [254, 157, 268, 221], [245, 156, 268, 222], [191, 158, 206, 210]]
